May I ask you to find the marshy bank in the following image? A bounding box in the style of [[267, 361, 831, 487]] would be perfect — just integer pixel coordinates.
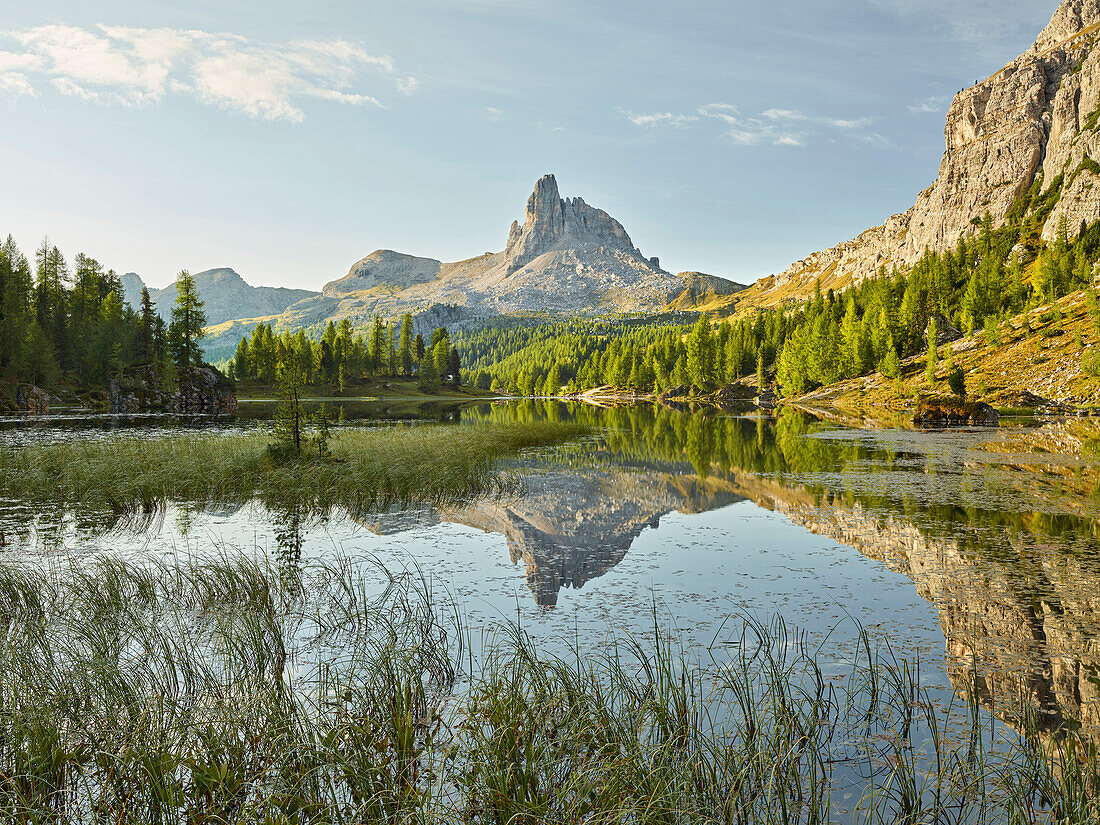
[[0, 554, 1095, 824], [0, 421, 588, 523]]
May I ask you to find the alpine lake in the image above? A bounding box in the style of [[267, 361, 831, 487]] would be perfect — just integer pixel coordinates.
[[3, 396, 1100, 819]]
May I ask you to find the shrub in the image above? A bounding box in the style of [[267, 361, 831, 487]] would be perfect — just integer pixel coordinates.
[[947, 367, 967, 397], [1084, 349, 1100, 378]]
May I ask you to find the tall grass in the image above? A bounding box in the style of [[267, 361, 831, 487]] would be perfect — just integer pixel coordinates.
[[0, 555, 1096, 823], [0, 422, 587, 521]]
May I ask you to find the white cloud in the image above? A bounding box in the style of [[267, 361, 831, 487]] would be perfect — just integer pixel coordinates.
[[0, 24, 415, 121], [761, 108, 807, 122], [908, 94, 950, 114], [626, 110, 698, 128], [698, 103, 804, 147], [623, 102, 880, 149]]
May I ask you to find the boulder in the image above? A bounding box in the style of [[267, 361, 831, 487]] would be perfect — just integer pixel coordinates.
[[15, 384, 49, 415], [913, 399, 1000, 427]]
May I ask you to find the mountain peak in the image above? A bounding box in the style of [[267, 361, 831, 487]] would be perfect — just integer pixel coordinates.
[[1034, 0, 1100, 51], [504, 174, 639, 275], [193, 267, 246, 284]]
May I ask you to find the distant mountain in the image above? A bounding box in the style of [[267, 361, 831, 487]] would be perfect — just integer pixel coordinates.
[[737, 0, 1100, 312], [269, 174, 746, 331], [121, 268, 318, 327]]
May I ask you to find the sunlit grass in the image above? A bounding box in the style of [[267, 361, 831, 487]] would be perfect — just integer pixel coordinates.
[[0, 422, 588, 519]]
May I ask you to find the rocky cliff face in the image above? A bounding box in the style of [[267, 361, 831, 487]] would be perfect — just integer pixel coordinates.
[[745, 0, 1100, 305], [503, 174, 636, 275], [447, 465, 742, 607]]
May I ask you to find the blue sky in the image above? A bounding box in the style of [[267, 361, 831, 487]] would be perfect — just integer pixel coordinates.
[[0, 0, 1056, 290]]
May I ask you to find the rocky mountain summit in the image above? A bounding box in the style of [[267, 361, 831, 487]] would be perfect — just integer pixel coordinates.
[[123, 268, 318, 327], [277, 174, 744, 329], [744, 0, 1100, 305]]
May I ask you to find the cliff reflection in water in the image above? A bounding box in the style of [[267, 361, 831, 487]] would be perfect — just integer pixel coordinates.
[[446, 401, 1100, 742]]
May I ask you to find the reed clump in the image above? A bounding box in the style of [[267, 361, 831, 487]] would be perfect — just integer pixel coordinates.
[[0, 555, 1096, 823], [0, 421, 587, 520]]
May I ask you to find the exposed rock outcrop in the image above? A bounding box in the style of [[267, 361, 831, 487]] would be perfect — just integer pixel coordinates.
[[744, 0, 1100, 306], [913, 399, 1000, 427], [109, 365, 237, 415], [14, 384, 49, 415], [323, 250, 442, 296]]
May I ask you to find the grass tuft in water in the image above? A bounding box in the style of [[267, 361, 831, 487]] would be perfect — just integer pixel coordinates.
[[0, 421, 588, 521], [0, 556, 1097, 822]]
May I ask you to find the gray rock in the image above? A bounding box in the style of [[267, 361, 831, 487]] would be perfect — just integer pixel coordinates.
[[15, 385, 49, 415], [110, 365, 237, 416]]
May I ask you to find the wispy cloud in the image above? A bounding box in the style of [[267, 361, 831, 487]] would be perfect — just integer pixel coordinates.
[[0, 24, 415, 121], [625, 110, 698, 128], [698, 102, 806, 147], [908, 94, 951, 114], [625, 103, 879, 149]]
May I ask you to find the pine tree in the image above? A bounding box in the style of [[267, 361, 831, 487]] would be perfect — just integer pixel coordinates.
[[311, 403, 333, 458], [271, 357, 306, 457], [399, 313, 414, 377], [447, 346, 461, 388], [925, 318, 939, 384], [686, 316, 712, 389], [168, 271, 207, 368], [368, 316, 386, 375]]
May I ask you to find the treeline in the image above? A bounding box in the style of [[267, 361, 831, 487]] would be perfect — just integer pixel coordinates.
[[456, 196, 1100, 397], [228, 316, 463, 391], [0, 236, 208, 392]]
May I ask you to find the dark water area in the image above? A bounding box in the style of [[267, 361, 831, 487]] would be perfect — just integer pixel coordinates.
[[3, 398, 1100, 755]]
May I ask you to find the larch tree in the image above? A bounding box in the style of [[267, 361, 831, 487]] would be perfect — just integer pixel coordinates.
[[168, 271, 207, 369]]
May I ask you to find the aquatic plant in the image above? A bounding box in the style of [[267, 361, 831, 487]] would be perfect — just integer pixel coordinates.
[[0, 421, 587, 522], [0, 555, 1095, 823]]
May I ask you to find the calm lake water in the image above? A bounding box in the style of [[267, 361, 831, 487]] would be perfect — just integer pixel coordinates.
[[3, 398, 1100, 754]]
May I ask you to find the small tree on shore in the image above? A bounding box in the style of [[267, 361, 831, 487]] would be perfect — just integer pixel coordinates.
[[271, 359, 305, 457]]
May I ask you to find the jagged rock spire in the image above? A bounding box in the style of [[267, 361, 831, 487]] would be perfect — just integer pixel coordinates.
[[504, 174, 640, 275]]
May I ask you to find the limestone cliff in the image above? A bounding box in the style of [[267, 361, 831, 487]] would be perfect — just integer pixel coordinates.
[[743, 0, 1100, 307]]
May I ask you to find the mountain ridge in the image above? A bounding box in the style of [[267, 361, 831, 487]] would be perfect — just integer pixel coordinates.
[[260, 174, 746, 332], [122, 268, 318, 328]]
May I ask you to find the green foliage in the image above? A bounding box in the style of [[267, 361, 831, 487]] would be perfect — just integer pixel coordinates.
[[311, 403, 333, 458], [983, 316, 1001, 346], [168, 270, 207, 369], [454, 214, 1100, 401], [0, 553, 1096, 824], [926, 318, 939, 383], [0, 236, 178, 390], [1084, 349, 1100, 378], [947, 366, 966, 397], [270, 358, 306, 458], [1085, 105, 1100, 132], [0, 422, 587, 521]]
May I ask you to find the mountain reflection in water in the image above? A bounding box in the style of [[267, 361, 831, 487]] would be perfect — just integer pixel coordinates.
[[443, 402, 1100, 745], [4, 399, 1100, 749]]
